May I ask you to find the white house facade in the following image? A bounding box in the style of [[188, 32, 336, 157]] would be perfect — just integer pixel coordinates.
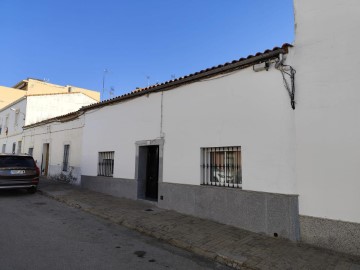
[[0, 92, 98, 157], [22, 112, 84, 183], [7, 0, 360, 257], [80, 44, 300, 242], [77, 0, 360, 256], [0, 98, 27, 154]]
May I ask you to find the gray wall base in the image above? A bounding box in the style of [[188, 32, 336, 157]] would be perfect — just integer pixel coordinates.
[[81, 175, 137, 200], [158, 182, 300, 241], [49, 165, 81, 184], [300, 215, 360, 257]]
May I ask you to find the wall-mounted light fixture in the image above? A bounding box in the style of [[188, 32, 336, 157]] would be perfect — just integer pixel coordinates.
[[10, 107, 26, 120], [253, 62, 270, 72]]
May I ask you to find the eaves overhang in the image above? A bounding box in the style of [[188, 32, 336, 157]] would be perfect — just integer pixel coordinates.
[[0, 96, 27, 113], [23, 110, 83, 129], [81, 43, 292, 112], [22, 43, 293, 129]]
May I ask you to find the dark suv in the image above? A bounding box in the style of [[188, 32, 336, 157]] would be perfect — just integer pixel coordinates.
[[0, 154, 40, 193]]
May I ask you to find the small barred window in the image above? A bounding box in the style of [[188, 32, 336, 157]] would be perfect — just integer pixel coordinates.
[[62, 145, 70, 171], [98, 151, 114, 177], [201, 146, 242, 188]]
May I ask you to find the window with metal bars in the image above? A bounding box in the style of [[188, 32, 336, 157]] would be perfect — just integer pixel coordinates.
[[62, 145, 70, 171], [201, 146, 242, 188], [98, 151, 114, 177]]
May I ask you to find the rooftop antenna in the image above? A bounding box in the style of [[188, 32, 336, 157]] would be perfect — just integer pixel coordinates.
[[102, 69, 109, 96], [109, 87, 115, 98], [146, 76, 150, 87]]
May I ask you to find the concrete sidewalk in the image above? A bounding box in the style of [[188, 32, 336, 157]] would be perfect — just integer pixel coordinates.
[[38, 178, 360, 270]]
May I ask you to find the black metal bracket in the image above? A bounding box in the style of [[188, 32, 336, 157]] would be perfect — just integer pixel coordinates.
[[277, 64, 296, 110]]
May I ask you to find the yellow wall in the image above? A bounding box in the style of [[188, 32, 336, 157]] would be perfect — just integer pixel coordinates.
[[67, 86, 100, 101], [26, 79, 100, 101], [0, 79, 100, 110], [0, 86, 26, 109]]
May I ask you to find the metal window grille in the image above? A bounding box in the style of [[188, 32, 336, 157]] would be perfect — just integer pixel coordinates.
[[98, 151, 114, 177], [62, 145, 70, 171], [201, 146, 242, 188]]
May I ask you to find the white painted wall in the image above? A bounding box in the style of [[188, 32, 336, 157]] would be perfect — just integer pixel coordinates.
[[23, 116, 85, 184], [82, 95, 162, 179], [26, 93, 97, 125], [82, 63, 297, 195], [162, 67, 296, 194], [0, 92, 97, 155], [293, 0, 360, 223], [0, 98, 27, 153]]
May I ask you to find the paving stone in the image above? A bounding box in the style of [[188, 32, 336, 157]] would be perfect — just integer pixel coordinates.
[[38, 178, 360, 270]]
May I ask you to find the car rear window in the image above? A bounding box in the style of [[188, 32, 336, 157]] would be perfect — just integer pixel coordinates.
[[0, 156, 35, 168]]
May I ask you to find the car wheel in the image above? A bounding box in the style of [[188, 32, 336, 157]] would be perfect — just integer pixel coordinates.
[[27, 187, 37, 194]]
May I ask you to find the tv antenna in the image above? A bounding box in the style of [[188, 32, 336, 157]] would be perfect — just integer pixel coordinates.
[[102, 69, 109, 95], [109, 87, 115, 98]]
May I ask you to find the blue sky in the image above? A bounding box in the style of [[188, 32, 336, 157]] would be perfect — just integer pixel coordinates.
[[0, 0, 294, 100]]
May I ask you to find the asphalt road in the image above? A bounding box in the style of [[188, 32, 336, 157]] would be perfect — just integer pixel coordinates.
[[0, 189, 230, 270]]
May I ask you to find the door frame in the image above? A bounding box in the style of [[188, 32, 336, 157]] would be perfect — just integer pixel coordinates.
[[41, 143, 50, 176], [135, 139, 164, 201]]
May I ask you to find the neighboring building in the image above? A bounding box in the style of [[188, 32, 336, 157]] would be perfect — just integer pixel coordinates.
[[291, 0, 360, 256], [0, 86, 26, 110], [0, 78, 100, 109], [23, 111, 84, 183], [0, 80, 100, 159]]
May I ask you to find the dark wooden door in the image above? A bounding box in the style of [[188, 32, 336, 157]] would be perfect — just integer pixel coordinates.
[[145, 146, 159, 200]]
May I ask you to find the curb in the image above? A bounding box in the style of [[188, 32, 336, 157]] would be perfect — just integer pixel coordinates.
[[38, 189, 249, 270]]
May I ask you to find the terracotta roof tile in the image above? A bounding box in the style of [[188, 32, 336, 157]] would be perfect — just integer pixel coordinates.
[[24, 43, 293, 128]]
